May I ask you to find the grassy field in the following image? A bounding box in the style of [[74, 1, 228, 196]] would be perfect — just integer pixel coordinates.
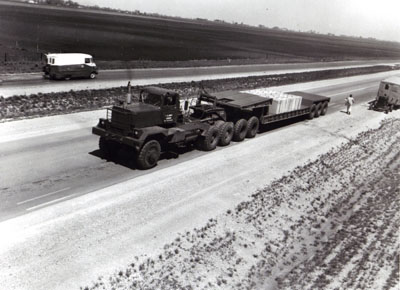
[[1, 1, 400, 68]]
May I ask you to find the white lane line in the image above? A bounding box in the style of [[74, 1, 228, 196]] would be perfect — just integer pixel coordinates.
[[26, 193, 76, 211], [327, 85, 377, 97], [17, 187, 70, 205]]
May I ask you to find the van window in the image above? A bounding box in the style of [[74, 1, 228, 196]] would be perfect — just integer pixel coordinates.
[[85, 58, 92, 64], [50, 58, 55, 64]]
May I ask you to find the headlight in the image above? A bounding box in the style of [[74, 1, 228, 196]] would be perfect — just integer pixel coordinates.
[[98, 119, 106, 128], [132, 129, 142, 138]]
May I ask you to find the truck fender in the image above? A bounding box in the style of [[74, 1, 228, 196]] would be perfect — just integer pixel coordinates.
[[138, 126, 169, 143]]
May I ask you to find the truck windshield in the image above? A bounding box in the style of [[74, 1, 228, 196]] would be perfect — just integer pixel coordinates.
[[140, 91, 162, 106]]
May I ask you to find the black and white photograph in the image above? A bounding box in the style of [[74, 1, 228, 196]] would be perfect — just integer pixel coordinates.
[[0, 0, 399, 289]]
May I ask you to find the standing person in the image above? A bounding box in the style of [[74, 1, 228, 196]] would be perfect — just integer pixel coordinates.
[[126, 81, 132, 104], [345, 94, 355, 115]]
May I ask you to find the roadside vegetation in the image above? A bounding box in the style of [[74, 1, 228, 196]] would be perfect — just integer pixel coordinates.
[[0, 65, 397, 122], [82, 118, 399, 290]]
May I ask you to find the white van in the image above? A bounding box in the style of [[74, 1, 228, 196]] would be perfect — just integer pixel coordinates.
[[372, 76, 400, 112], [43, 53, 98, 80]]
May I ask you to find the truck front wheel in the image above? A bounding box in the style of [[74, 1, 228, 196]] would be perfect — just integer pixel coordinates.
[[136, 140, 161, 169], [233, 119, 248, 141]]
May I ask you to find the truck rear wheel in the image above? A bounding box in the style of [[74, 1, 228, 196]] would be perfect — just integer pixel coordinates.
[[136, 140, 161, 169], [219, 122, 234, 146], [89, 72, 96, 79], [233, 119, 248, 141], [199, 126, 220, 151], [320, 101, 329, 116], [246, 116, 259, 138]]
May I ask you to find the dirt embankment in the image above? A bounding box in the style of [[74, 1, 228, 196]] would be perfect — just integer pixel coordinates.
[[83, 118, 399, 290], [0, 65, 397, 121]]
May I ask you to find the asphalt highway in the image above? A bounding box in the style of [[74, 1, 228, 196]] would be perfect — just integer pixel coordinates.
[[1, 70, 399, 222], [0, 60, 399, 97]]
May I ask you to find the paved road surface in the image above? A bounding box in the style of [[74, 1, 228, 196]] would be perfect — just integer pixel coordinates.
[[1, 60, 399, 97], [1, 70, 399, 222], [1, 71, 399, 290]]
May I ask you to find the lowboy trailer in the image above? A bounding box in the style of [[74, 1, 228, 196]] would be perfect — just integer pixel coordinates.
[[92, 86, 330, 169]]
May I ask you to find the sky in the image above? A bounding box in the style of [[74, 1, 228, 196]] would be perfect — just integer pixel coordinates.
[[75, 0, 400, 42]]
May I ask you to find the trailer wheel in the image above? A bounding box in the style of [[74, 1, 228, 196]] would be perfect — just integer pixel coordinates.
[[314, 103, 322, 118], [320, 101, 329, 116], [136, 140, 161, 169], [219, 122, 234, 146], [89, 72, 96, 79], [246, 116, 259, 138], [199, 126, 220, 151], [233, 119, 248, 141], [308, 104, 316, 119]]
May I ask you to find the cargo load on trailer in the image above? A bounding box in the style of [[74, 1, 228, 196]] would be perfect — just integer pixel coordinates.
[[92, 85, 330, 169], [369, 76, 400, 113], [242, 89, 303, 114], [43, 53, 98, 80]]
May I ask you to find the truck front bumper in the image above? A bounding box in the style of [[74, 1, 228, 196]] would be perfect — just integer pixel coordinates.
[[92, 126, 143, 151]]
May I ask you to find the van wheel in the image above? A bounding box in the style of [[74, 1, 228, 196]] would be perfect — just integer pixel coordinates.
[[199, 126, 220, 151], [233, 119, 248, 141], [246, 116, 259, 138], [89, 72, 96, 79], [136, 140, 161, 169], [218, 122, 234, 146]]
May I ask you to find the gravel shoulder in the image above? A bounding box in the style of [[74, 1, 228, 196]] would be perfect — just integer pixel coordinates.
[[0, 99, 398, 289]]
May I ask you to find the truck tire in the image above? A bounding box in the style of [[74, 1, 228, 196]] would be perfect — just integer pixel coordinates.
[[233, 119, 248, 141], [320, 101, 329, 116], [308, 104, 316, 120], [136, 140, 161, 169], [246, 116, 259, 138], [89, 72, 96, 79], [314, 103, 322, 118], [199, 126, 220, 151], [218, 122, 234, 146]]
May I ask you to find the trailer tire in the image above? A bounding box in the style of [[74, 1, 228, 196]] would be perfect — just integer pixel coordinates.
[[308, 104, 316, 119], [320, 101, 329, 116], [246, 116, 259, 138], [199, 126, 220, 151], [314, 103, 322, 118], [136, 140, 161, 169], [233, 119, 248, 141], [219, 122, 234, 146]]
